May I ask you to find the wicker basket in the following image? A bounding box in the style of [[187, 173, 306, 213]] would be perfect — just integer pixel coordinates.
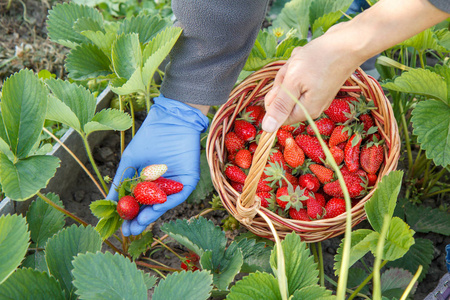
[[206, 61, 400, 243]]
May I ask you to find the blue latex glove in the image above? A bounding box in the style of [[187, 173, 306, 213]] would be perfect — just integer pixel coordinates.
[[107, 95, 209, 236]]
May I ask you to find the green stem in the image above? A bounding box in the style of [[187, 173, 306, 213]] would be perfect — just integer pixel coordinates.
[[119, 95, 125, 155], [153, 238, 184, 261], [317, 242, 325, 287], [129, 97, 136, 138], [145, 92, 151, 114], [400, 265, 423, 300], [347, 260, 389, 300], [373, 215, 391, 300], [325, 275, 371, 299], [423, 187, 450, 198], [310, 243, 319, 264], [82, 135, 109, 194], [135, 260, 179, 273], [399, 102, 413, 177]]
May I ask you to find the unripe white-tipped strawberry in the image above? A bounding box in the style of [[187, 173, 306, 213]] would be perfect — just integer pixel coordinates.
[[140, 164, 168, 181]]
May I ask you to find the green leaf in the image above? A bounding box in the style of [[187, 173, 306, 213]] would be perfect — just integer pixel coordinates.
[[46, 95, 82, 133], [404, 202, 450, 235], [109, 67, 146, 95], [141, 26, 182, 86], [118, 14, 169, 44], [411, 99, 450, 167], [398, 28, 448, 53], [334, 229, 374, 275], [89, 199, 117, 219], [290, 285, 335, 300], [0, 214, 30, 284], [22, 251, 48, 273], [275, 36, 307, 58], [65, 43, 112, 81], [73, 16, 103, 33], [38, 69, 56, 80], [382, 68, 447, 104], [94, 214, 122, 240], [0, 154, 60, 201], [47, 2, 103, 48], [365, 171, 403, 232], [142, 272, 157, 290], [84, 108, 132, 136], [46, 78, 97, 129], [1, 69, 48, 158], [386, 238, 434, 282], [369, 217, 415, 261], [81, 30, 117, 58], [45, 225, 102, 300], [160, 217, 227, 257], [347, 267, 369, 291], [128, 231, 154, 260], [153, 270, 213, 300], [236, 238, 273, 273], [72, 251, 147, 300], [200, 242, 243, 291], [112, 33, 142, 80], [0, 268, 65, 299], [244, 30, 281, 71], [432, 64, 450, 102], [381, 268, 417, 299], [435, 28, 450, 50], [270, 232, 318, 295], [309, 0, 352, 26], [272, 0, 313, 39], [187, 151, 214, 203], [26, 193, 65, 247], [226, 272, 281, 300], [311, 10, 344, 38]]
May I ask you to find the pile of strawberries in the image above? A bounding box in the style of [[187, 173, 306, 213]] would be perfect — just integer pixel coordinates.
[[224, 94, 385, 222], [116, 164, 183, 220]]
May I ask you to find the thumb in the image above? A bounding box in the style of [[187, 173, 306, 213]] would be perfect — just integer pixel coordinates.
[[262, 84, 299, 133]]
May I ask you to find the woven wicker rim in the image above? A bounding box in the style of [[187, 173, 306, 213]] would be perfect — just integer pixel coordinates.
[[206, 61, 400, 242]]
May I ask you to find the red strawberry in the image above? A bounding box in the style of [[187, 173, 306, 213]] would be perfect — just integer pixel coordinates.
[[306, 196, 325, 219], [329, 125, 351, 147], [276, 185, 308, 210], [329, 146, 344, 165], [314, 192, 326, 207], [248, 142, 258, 154], [309, 164, 334, 184], [235, 149, 252, 169], [336, 142, 346, 151], [367, 174, 378, 186], [289, 207, 310, 221], [153, 177, 184, 195], [234, 120, 256, 142], [283, 137, 305, 168], [181, 259, 199, 271], [276, 128, 293, 147], [324, 198, 346, 218], [224, 165, 247, 184], [230, 181, 244, 193], [227, 152, 236, 164], [269, 149, 289, 170], [292, 122, 307, 136], [257, 191, 274, 208], [306, 118, 335, 137], [117, 196, 140, 220], [360, 143, 384, 174], [225, 132, 245, 154], [281, 172, 298, 187], [366, 132, 381, 143], [280, 124, 296, 132], [134, 181, 167, 205], [324, 98, 353, 123], [344, 133, 362, 173], [241, 105, 264, 123], [359, 114, 375, 134], [140, 164, 167, 181], [295, 135, 326, 164], [298, 173, 320, 192], [276, 186, 290, 209], [323, 174, 367, 198], [255, 111, 265, 128], [341, 96, 358, 103], [257, 173, 273, 192]]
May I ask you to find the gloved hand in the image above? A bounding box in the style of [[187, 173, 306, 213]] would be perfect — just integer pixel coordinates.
[[107, 95, 209, 236]]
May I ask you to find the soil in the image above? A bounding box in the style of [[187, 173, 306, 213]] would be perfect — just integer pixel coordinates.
[[2, 1, 449, 299]]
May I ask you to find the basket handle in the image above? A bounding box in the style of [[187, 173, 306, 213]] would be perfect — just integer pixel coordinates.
[[237, 130, 277, 224]]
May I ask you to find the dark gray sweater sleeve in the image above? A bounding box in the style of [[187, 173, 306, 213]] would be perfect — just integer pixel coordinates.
[[160, 0, 270, 106], [429, 0, 450, 13]]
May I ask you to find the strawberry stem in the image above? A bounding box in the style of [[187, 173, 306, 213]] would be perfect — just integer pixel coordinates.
[[82, 135, 109, 195], [373, 215, 391, 300], [400, 265, 423, 300], [119, 95, 126, 156], [128, 96, 136, 138]]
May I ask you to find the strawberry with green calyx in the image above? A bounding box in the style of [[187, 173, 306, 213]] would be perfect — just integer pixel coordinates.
[[306, 196, 325, 220], [140, 164, 168, 181], [248, 142, 258, 154], [268, 149, 289, 171], [324, 198, 346, 219], [134, 181, 167, 205], [292, 122, 307, 136], [358, 113, 375, 134], [257, 191, 275, 209], [344, 131, 363, 173], [230, 181, 244, 193], [276, 184, 309, 211], [153, 177, 183, 195], [117, 195, 140, 220], [235, 149, 252, 169], [295, 134, 326, 164], [181, 252, 200, 271], [289, 207, 310, 221], [225, 132, 245, 154], [224, 164, 247, 184], [276, 128, 293, 147], [240, 105, 265, 124], [263, 161, 286, 188], [360, 139, 385, 174], [298, 173, 320, 192], [329, 125, 352, 147], [323, 174, 368, 198], [284, 137, 305, 168], [324, 98, 354, 124], [309, 164, 334, 184], [234, 119, 256, 142], [306, 117, 335, 137]]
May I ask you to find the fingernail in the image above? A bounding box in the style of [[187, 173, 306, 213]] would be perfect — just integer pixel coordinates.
[[262, 116, 278, 133]]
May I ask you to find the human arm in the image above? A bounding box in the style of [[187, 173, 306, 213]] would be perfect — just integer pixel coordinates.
[[262, 0, 450, 132]]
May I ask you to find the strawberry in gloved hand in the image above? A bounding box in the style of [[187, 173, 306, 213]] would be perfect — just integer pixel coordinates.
[[107, 95, 209, 236]]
